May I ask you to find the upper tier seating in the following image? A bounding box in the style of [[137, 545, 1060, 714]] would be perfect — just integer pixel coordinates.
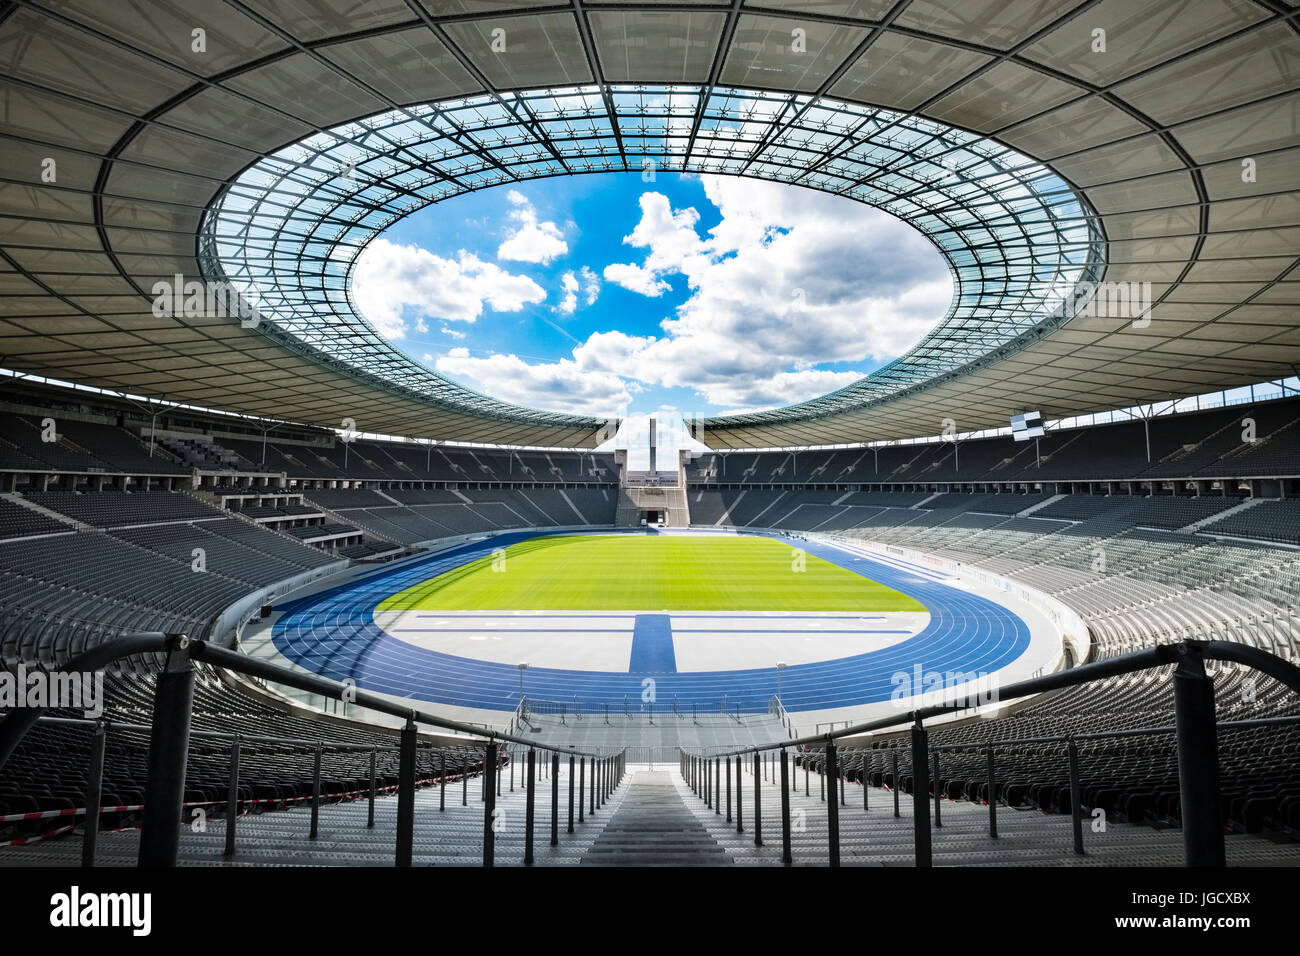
[[0, 498, 71, 539], [1205, 499, 1300, 546], [684, 398, 1300, 485], [22, 490, 223, 528]]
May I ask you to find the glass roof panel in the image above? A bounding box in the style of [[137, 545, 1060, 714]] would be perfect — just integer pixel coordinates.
[[201, 83, 1100, 431]]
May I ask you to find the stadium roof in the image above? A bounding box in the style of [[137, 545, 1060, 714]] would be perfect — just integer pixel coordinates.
[[1, 1, 1297, 449]]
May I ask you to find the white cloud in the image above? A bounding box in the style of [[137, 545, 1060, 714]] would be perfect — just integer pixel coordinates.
[[497, 190, 568, 264], [580, 266, 600, 305], [555, 266, 604, 315], [372, 175, 951, 418], [441, 326, 466, 340], [583, 176, 951, 411], [602, 193, 702, 296], [555, 270, 580, 315], [602, 262, 669, 297], [352, 238, 546, 339], [435, 350, 630, 417]]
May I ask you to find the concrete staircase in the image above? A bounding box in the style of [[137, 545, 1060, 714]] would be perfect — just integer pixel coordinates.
[[614, 485, 691, 528], [581, 771, 729, 865], [7, 760, 1298, 867]]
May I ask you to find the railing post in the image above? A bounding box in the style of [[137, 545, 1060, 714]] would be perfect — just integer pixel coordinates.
[[309, 743, 323, 840], [753, 752, 763, 847], [736, 756, 743, 833], [82, 721, 106, 868], [395, 717, 416, 867], [932, 749, 941, 828], [804, 754, 809, 796], [715, 757, 720, 816], [510, 745, 515, 792], [779, 748, 792, 866], [222, 732, 239, 860], [439, 752, 446, 812], [1173, 653, 1225, 867], [726, 755, 733, 823], [568, 753, 575, 833], [863, 754, 869, 812], [579, 756, 585, 823], [551, 752, 560, 847], [590, 755, 596, 815], [826, 741, 840, 867], [1067, 737, 1084, 855], [524, 748, 536, 865], [462, 761, 468, 806], [911, 720, 932, 868], [892, 749, 900, 818], [139, 635, 195, 868], [986, 745, 998, 839], [840, 757, 846, 807], [819, 758, 825, 802], [705, 757, 712, 808], [483, 741, 497, 867], [368, 746, 377, 827]]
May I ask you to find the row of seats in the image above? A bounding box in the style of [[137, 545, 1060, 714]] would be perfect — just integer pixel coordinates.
[[0, 498, 341, 667], [20, 490, 221, 528], [0, 666, 489, 840], [806, 665, 1299, 836], [685, 397, 1300, 485], [308, 487, 616, 545]]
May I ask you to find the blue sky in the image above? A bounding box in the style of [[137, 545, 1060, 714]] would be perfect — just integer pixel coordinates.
[[351, 172, 953, 446]]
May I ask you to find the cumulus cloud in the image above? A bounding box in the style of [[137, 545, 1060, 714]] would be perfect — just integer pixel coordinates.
[[352, 238, 545, 339], [497, 190, 568, 264], [409, 175, 951, 416], [583, 175, 950, 411], [435, 350, 631, 417], [602, 262, 670, 297], [580, 266, 600, 305]]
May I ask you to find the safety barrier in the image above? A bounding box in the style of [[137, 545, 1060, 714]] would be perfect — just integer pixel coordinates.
[[680, 640, 1300, 868], [0, 633, 627, 867]]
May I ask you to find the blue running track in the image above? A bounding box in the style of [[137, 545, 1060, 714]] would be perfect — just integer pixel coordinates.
[[270, 531, 1030, 712]]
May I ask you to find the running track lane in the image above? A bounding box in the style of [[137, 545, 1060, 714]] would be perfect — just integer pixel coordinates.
[[269, 530, 1031, 712]]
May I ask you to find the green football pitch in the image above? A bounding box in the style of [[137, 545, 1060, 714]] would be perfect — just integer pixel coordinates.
[[378, 534, 925, 613]]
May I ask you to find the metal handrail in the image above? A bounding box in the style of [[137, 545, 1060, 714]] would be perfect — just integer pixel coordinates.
[[190, 640, 610, 759], [678, 640, 1300, 869], [0, 637, 609, 762], [694, 641, 1300, 759], [0, 632, 630, 868]]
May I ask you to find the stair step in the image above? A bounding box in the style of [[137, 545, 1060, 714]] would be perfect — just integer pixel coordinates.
[[580, 771, 732, 865]]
